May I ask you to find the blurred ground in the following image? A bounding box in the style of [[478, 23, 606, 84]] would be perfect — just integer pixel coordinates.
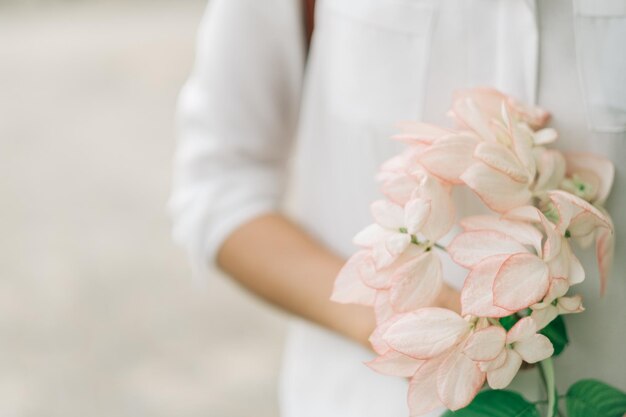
[[0, 2, 287, 416]]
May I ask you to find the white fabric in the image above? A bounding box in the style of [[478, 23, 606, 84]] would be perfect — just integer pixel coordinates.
[[169, 0, 626, 415]]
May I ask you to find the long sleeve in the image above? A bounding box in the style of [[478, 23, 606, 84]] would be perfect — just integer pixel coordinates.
[[168, 0, 305, 277]]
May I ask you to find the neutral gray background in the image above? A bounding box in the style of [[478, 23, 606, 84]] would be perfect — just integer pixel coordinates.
[[0, 1, 288, 416]]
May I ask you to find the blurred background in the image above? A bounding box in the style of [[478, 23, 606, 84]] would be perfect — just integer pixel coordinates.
[[0, 1, 287, 416]]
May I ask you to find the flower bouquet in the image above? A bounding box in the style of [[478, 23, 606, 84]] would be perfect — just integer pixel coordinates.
[[331, 88, 626, 416]]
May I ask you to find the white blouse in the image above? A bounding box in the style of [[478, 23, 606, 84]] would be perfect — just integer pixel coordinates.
[[169, 0, 626, 416]]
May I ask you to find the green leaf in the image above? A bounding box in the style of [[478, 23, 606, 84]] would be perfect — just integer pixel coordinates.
[[567, 379, 626, 417], [499, 314, 519, 331], [540, 315, 568, 356], [442, 390, 540, 417]]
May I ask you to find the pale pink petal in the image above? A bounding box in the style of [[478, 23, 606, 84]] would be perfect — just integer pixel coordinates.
[[514, 334, 554, 363], [408, 358, 445, 416], [530, 305, 559, 330], [451, 96, 497, 142], [381, 174, 420, 206], [385, 234, 411, 257], [541, 220, 563, 264], [389, 251, 443, 313], [474, 142, 530, 183], [487, 349, 523, 389], [507, 98, 550, 129], [558, 295, 584, 314], [372, 243, 396, 269], [359, 255, 391, 290], [479, 349, 508, 372], [461, 163, 532, 212], [383, 308, 470, 359], [570, 211, 609, 237], [546, 277, 570, 301], [506, 317, 537, 344], [502, 206, 557, 260], [534, 149, 566, 193], [405, 198, 431, 234], [503, 205, 543, 223], [459, 215, 543, 254], [463, 326, 507, 362], [547, 244, 573, 282], [353, 224, 391, 248], [366, 350, 424, 378], [567, 247, 586, 285], [534, 128, 558, 145], [412, 175, 455, 241], [330, 250, 377, 305], [452, 88, 506, 121], [548, 190, 611, 236], [510, 123, 536, 178], [596, 224, 615, 295], [493, 253, 550, 311], [452, 88, 549, 130], [461, 254, 516, 318], [448, 230, 528, 268], [565, 152, 615, 205], [364, 245, 425, 290], [437, 348, 486, 410], [369, 314, 400, 355], [418, 134, 479, 184]]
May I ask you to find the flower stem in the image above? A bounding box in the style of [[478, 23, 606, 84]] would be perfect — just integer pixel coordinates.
[[538, 358, 557, 417], [433, 242, 447, 251]]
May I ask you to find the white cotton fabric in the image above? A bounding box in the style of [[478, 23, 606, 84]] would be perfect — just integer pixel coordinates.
[[168, 0, 626, 415]]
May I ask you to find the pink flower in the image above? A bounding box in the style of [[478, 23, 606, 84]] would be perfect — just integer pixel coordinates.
[[530, 278, 585, 329], [382, 308, 486, 413], [562, 153, 614, 206], [332, 239, 443, 314], [547, 190, 615, 293], [459, 107, 561, 212], [383, 308, 472, 359], [377, 160, 455, 241], [558, 154, 615, 293], [331, 87, 616, 416], [464, 317, 554, 389], [391, 121, 480, 185], [353, 198, 431, 269], [447, 213, 555, 316], [449, 87, 550, 132], [330, 250, 377, 306]]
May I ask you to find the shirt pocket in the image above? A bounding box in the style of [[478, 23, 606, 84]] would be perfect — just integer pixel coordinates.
[[315, 0, 436, 126], [574, 0, 626, 133]]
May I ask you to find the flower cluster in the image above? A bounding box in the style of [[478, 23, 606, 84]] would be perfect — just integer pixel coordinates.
[[331, 88, 615, 415]]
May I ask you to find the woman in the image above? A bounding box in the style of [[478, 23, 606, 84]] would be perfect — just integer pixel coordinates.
[[168, 0, 626, 415]]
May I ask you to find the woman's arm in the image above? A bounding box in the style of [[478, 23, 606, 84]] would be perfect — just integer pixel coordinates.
[[217, 213, 461, 348], [170, 0, 460, 349]]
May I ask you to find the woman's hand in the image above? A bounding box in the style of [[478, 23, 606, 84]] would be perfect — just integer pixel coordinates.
[[218, 212, 461, 351]]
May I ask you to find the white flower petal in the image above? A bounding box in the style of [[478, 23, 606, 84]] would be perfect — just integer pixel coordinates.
[[389, 251, 443, 313], [383, 308, 470, 359], [463, 326, 507, 362], [493, 253, 550, 311], [513, 334, 554, 364], [506, 317, 537, 344], [487, 349, 523, 389], [371, 200, 405, 230]]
